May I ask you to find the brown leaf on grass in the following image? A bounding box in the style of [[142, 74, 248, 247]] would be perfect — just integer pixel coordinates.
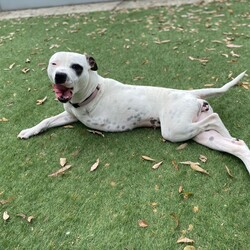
[[17, 213, 35, 223], [154, 39, 171, 44], [90, 159, 100, 172], [204, 83, 215, 87], [0, 197, 13, 205], [152, 161, 163, 170], [9, 63, 15, 70], [212, 40, 223, 44], [138, 219, 149, 228], [189, 56, 208, 64], [192, 206, 199, 213], [170, 212, 180, 229], [177, 237, 194, 244], [178, 185, 183, 193], [180, 161, 200, 165], [226, 44, 242, 48], [199, 154, 207, 163], [87, 129, 105, 137], [60, 158, 67, 167], [180, 161, 209, 175], [16, 213, 26, 219], [176, 143, 188, 150], [172, 160, 179, 170], [230, 51, 240, 57], [3, 211, 10, 221], [22, 67, 30, 74], [190, 162, 209, 175], [141, 155, 156, 162], [48, 165, 72, 177], [239, 82, 250, 90], [225, 165, 234, 178], [0, 117, 8, 122], [64, 125, 74, 129], [49, 44, 60, 49], [36, 96, 47, 105], [182, 192, 193, 200], [27, 216, 34, 223]]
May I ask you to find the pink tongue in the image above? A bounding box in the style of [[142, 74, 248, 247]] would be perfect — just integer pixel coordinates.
[[53, 84, 73, 102]]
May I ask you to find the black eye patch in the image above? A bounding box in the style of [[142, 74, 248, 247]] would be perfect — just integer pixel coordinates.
[[71, 64, 83, 76]]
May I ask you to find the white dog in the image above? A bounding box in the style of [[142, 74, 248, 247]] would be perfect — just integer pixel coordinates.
[[18, 52, 250, 174]]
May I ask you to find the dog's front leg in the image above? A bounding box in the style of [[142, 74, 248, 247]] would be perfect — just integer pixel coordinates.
[[18, 111, 78, 139]]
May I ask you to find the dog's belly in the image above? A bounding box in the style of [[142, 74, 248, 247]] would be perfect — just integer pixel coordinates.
[[78, 110, 161, 132]]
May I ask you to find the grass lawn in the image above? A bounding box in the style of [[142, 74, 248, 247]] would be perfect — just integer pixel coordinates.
[[0, 0, 250, 249]]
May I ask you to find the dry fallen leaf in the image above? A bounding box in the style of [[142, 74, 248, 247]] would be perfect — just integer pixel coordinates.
[[230, 51, 240, 57], [17, 213, 34, 223], [154, 39, 171, 44], [9, 63, 15, 70], [172, 160, 179, 170], [0, 197, 13, 205], [190, 162, 209, 175], [199, 154, 207, 163], [0, 117, 8, 122], [192, 206, 199, 213], [60, 158, 67, 167], [36, 96, 47, 105], [176, 143, 188, 150], [142, 155, 156, 162], [87, 129, 105, 137], [178, 185, 183, 193], [90, 158, 100, 172], [204, 83, 215, 87], [138, 219, 149, 228], [22, 68, 30, 74], [152, 161, 163, 170], [170, 212, 180, 229], [27, 216, 34, 223], [48, 165, 72, 177], [182, 192, 193, 200], [239, 82, 250, 90], [177, 237, 195, 244], [180, 161, 209, 175], [189, 56, 208, 64], [64, 125, 74, 129], [226, 44, 243, 48], [3, 211, 10, 221], [225, 165, 234, 178]]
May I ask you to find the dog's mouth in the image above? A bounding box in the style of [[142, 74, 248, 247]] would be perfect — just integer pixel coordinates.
[[53, 84, 73, 103]]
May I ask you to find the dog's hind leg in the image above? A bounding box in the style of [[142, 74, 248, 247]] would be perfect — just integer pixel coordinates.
[[193, 110, 250, 174], [160, 97, 232, 142], [194, 130, 250, 174]]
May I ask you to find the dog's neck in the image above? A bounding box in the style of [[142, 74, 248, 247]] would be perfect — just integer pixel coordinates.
[[70, 71, 102, 105]]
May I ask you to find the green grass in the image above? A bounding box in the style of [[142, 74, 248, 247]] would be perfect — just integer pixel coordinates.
[[0, 0, 250, 249]]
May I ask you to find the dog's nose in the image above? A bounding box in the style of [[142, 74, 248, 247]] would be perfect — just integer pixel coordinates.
[[55, 72, 67, 84]]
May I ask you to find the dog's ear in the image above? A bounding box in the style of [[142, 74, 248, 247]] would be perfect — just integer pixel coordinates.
[[86, 55, 98, 71]]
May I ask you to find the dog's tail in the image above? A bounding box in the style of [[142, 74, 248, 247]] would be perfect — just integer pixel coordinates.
[[189, 71, 246, 99]]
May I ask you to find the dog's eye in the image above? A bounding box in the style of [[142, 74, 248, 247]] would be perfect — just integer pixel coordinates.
[[52, 63, 57, 66], [71, 64, 83, 76]]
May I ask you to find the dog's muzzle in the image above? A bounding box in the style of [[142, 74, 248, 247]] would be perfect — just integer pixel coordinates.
[[53, 72, 73, 103]]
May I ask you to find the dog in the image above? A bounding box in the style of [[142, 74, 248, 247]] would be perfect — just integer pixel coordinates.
[[18, 52, 250, 174]]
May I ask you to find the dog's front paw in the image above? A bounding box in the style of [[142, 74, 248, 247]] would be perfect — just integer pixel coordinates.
[[18, 128, 38, 139]]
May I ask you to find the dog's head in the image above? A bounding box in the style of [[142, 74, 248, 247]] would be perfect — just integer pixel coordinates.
[[47, 52, 98, 103]]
